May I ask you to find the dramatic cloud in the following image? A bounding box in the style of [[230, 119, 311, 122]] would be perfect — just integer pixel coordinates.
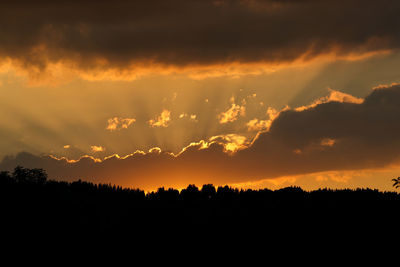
[[1, 0, 399, 77], [3, 85, 400, 190], [241, 84, 400, 177]]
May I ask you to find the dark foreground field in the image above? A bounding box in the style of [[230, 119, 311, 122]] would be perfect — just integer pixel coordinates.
[[1, 167, 399, 248]]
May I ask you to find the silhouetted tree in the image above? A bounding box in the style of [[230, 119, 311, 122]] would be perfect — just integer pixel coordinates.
[[0, 171, 13, 187], [12, 165, 47, 184], [180, 184, 200, 203], [201, 184, 216, 199], [393, 177, 400, 189], [0, 170, 11, 180]]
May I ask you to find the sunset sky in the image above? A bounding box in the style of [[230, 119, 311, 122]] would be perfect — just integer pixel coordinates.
[[1, 0, 400, 191]]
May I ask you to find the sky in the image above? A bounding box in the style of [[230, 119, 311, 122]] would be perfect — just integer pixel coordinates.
[[1, 0, 400, 191]]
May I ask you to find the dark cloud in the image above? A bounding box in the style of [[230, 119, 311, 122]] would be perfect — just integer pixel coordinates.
[[241, 84, 400, 176], [2, 84, 400, 190], [1, 0, 399, 70]]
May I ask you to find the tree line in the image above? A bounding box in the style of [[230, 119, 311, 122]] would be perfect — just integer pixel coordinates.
[[1, 166, 399, 239]]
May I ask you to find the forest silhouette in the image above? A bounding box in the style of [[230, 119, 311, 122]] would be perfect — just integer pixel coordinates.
[[1, 166, 399, 241]]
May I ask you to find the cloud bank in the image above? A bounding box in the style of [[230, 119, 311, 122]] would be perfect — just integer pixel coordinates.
[[1, 0, 399, 75], [2, 84, 400, 190]]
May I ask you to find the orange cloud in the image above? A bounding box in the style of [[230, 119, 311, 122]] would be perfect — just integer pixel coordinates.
[[246, 107, 279, 131], [373, 82, 400, 90], [3, 84, 400, 191], [246, 119, 270, 132], [179, 113, 198, 122], [209, 134, 249, 153], [0, 49, 391, 87], [295, 89, 364, 111], [91, 146, 105, 153], [1, 1, 396, 74], [320, 138, 336, 147], [106, 117, 136, 131], [148, 110, 171, 128], [218, 97, 246, 124]]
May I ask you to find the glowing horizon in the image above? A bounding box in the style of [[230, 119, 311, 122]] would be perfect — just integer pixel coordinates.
[[2, 0, 400, 192]]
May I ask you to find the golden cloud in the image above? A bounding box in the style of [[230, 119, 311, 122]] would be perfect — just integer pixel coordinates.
[[246, 119, 270, 132], [218, 97, 246, 124], [2, 84, 400, 191], [148, 110, 171, 128], [90, 145, 105, 153], [179, 113, 198, 122], [208, 134, 249, 153], [295, 89, 364, 111], [106, 117, 136, 131], [246, 107, 279, 132]]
